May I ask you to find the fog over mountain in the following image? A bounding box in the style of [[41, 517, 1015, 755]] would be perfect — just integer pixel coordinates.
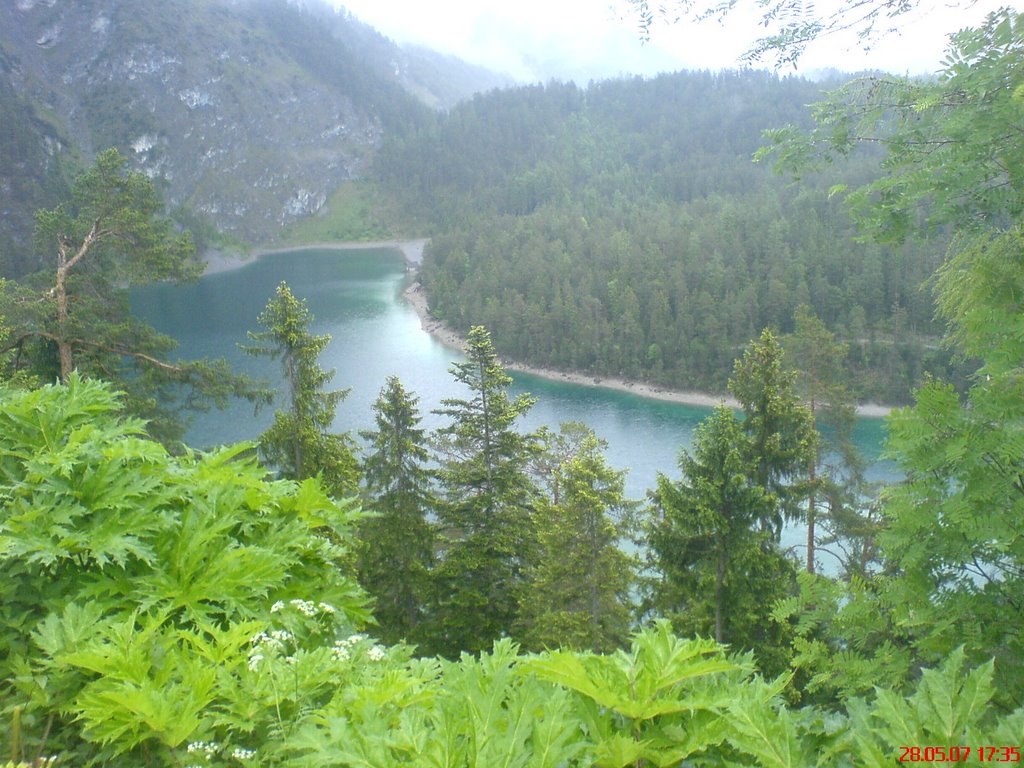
[[0, 0, 508, 272]]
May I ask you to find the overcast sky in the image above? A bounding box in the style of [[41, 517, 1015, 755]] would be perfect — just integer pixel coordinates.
[[332, 0, 1010, 82]]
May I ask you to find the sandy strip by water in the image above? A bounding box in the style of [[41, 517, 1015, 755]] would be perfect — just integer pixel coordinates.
[[202, 238, 428, 275], [202, 240, 892, 417], [403, 281, 893, 417]]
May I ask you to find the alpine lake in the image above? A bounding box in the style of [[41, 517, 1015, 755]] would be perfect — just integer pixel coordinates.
[[132, 246, 897, 568]]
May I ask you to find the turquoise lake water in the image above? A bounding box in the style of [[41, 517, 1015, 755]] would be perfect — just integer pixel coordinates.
[[132, 246, 897, 564]]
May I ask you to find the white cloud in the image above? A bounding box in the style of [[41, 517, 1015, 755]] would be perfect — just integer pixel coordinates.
[[335, 0, 1013, 80]]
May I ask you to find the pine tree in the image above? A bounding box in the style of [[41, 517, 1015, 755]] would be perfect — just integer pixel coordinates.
[[520, 426, 636, 652], [728, 328, 817, 539], [244, 281, 358, 497], [429, 325, 539, 656], [784, 305, 866, 574], [2, 149, 262, 445], [357, 376, 436, 647], [648, 405, 796, 675]]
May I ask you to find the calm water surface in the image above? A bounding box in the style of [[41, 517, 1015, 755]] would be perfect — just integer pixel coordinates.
[[133, 247, 896, 561]]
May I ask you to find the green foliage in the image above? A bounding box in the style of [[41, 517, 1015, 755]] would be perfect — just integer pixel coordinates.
[[0, 374, 1018, 767], [773, 572, 915, 702], [784, 305, 876, 575], [3, 149, 264, 445], [729, 328, 818, 535], [648, 406, 796, 676], [428, 326, 540, 656], [526, 621, 752, 767], [0, 376, 369, 763], [839, 649, 1024, 767], [761, 10, 1024, 242], [357, 376, 436, 648], [750, 229, 1017, 705], [385, 72, 952, 404], [754, 8, 1024, 714], [875, 228, 1024, 697], [245, 281, 358, 498], [518, 426, 637, 652]]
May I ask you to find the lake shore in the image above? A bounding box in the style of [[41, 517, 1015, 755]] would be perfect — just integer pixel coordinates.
[[202, 238, 428, 275], [403, 281, 894, 418], [204, 240, 892, 418]]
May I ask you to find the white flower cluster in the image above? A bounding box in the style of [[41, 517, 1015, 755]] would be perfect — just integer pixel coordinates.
[[270, 598, 337, 616], [251, 629, 292, 650], [331, 639, 351, 662], [290, 598, 319, 617], [232, 746, 257, 761], [187, 740, 219, 757], [331, 633, 385, 663], [248, 629, 294, 670]]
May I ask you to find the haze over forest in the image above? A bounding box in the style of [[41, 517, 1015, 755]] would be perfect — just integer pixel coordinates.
[[1, 0, 1023, 765]]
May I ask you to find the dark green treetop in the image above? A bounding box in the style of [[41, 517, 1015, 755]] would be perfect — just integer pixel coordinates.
[[244, 281, 358, 498], [648, 405, 795, 677], [519, 426, 637, 653], [729, 328, 817, 538], [357, 375, 436, 648], [428, 325, 540, 656]]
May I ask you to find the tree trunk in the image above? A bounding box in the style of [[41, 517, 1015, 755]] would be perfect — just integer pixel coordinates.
[[807, 460, 816, 574], [806, 395, 817, 573], [715, 543, 726, 644], [286, 352, 303, 478], [53, 220, 103, 383], [55, 262, 73, 383]]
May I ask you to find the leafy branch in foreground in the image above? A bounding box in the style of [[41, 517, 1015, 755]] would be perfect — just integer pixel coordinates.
[[624, 0, 929, 67], [757, 10, 1024, 241]]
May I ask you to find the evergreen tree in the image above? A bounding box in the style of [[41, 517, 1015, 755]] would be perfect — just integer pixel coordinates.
[[244, 281, 358, 497], [784, 305, 866, 574], [1, 149, 262, 444], [519, 426, 636, 652], [357, 376, 436, 647], [728, 328, 817, 539], [648, 405, 795, 676], [429, 325, 539, 656]]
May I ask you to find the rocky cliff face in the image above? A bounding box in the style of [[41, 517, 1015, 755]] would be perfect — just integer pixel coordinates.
[[0, 0, 507, 267]]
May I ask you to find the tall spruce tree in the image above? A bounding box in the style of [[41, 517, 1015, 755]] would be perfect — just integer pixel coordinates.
[[429, 325, 539, 656], [648, 405, 796, 676], [357, 376, 435, 647], [728, 328, 817, 540], [244, 282, 358, 498], [519, 426, 637, 652]]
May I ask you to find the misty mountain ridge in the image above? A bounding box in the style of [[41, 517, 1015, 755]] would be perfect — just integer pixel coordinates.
[[0, 0, 510, 272]]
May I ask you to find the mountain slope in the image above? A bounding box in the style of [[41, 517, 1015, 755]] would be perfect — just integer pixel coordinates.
[[0, 0, 504, 271]]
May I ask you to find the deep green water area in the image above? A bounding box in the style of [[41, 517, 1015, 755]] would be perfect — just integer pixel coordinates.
[[132, 246, 897, 566]]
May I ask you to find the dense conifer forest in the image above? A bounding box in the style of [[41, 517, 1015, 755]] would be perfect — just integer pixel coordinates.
[[373, 71, 964, 403]]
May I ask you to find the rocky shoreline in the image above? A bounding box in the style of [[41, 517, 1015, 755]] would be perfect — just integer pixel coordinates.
[[403, 279, 893, 417], [203, 239, 892, 418]]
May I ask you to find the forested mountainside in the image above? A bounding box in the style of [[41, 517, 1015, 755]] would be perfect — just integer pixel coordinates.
[[375, 73, 961, 404], [0, 0, 507, 275]]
